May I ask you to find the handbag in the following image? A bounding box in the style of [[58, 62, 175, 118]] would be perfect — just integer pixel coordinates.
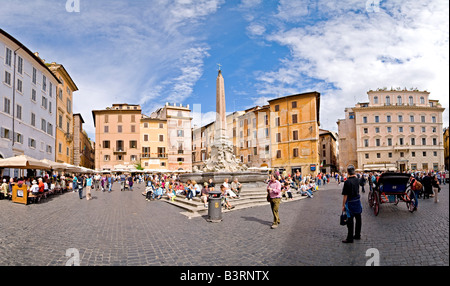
[[267, 194, 271, 202], [340, 212, 348, 226]]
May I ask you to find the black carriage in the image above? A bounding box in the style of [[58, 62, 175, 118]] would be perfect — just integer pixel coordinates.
[[368, 173, 418, 216]]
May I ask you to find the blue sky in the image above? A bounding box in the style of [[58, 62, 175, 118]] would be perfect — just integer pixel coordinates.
[[1, 0, 448, 140]]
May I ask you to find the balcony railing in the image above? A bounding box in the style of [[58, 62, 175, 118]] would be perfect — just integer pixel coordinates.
[[113, 148, 127, 154]]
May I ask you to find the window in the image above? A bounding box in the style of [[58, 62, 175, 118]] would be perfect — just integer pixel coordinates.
[[292, 114, 298, 124], [104, 126, 109, 133], [42, 75, 47, 91], [422, 138, 426, 145], [433, 138, 437, 145], [397, 96, 402, 105], [117, 125, 122, 133], [31, 89, 36, 102], [32, 68, 37, 84], [31, 113, 36, 127], [275, 105, 280, 112], [412, 152, 415, 157], [410, 126, 415, 133], [4, 71, 11, 85], [129, 140, 137, 149], [409, 96, 413, 105], [17, 79, 22, 92], [388, 152, 392, 158], [292, 101, 297, 108], [177, 130, 184, 137], [116, 140, 124, 151], [386, 115, 391, 122], [421, 126, 426, 133], [387, 127, 392, 133], [432, 116, 436, 123], [5, 48, 12, 66], [276, 133, 281, 143], [423, 152, 427, 157], [47, 123, 53, 136], [41, 96, 48, 109], [264, 128, 269, 137], [131, 125, 136, 133], [293, 148, 299, 157], [159, 135, 164, 142], [375, 127, 380, 133], [104, 155, 110, 161], [387, 138, 392, 146], [364, 139, 369, 147], [1, 128, 11, 139], [293, 130, 299, 140], [103, 141, 110, 149], [118, 115, 122, 123], [16, 105, 22, 120], [421, 115, 425, 123], [66, 99, 72, 113], [385, 96, 390, 105], [399, 138, 404, 145], [276, 150, 281, 158], [365, 153, 369, 159], [377, 153, 381, 158], [375, 116, 379, 123], [399, 126, 403, 133], [376, 138, 380, 146], [411, 138, 415, 145], [143, 134, 149, 142], [3, 97, 11, 114], [364, 128, 368, 134], [29, 138, 36, 148], [363, 117, 368, 124], [420, 97, 425, 104], [41, 119, 47, 132], [373, 96, 378, 104], [142, 147, 150, 158], [398, 115, 403, 122], [410, 115, 414, 122], [159, 123, 164, 129], [275, 117, 280, 127]]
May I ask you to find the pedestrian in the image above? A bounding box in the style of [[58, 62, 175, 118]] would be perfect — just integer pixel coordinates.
[[86, 175, 92, 200], [107, 174, 113, 192], [432, 173, 440, 203], [267, 174, 282, 229], [341, 165, 362, 243], [231, 178, 242, 198]]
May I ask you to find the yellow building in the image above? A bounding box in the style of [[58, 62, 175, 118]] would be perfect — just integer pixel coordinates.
[[268, 92, 321, 175], [443, 127, 449, 171], [140, 116, 168, 170], [47, 62, 78, 164]]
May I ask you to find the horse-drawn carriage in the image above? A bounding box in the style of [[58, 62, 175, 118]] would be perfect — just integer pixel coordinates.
[[368, 173, 418, 216]]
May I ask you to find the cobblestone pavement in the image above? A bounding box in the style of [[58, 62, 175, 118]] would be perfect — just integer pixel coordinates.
[[0, 182, 448, 266]]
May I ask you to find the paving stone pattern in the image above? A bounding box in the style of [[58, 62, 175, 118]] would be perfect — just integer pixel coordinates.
[[0, 182, 448, 266]]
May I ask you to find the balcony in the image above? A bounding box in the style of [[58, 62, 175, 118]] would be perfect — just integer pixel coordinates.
[[65, 133, 73, 143], [141, 153, 168, 159], [113, 148, 127, 154]]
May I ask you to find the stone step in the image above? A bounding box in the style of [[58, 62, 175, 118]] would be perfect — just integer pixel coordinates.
[[164, 188, 312, 218]]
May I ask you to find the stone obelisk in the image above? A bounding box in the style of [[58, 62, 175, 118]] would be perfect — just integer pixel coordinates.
[[201, 67, 247, 173], [215, 69, 227, 141]]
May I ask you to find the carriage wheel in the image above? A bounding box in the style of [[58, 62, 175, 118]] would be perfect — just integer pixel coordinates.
[[368, 190, 374, 208], [405, 189, 418, 212], [373, 191, 380, 216]]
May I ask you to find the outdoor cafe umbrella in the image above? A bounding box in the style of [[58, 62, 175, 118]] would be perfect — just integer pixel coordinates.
[[40, 159, 67, 171], [0, 155, 51, 170]]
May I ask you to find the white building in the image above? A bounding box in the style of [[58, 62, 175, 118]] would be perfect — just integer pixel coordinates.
[[0, 29, 60, 177]]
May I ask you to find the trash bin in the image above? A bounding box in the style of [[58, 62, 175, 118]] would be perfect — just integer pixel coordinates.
[[207, 191, 222, 223]]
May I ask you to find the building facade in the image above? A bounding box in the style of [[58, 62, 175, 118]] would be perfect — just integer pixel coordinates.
[[140, 116, 168, 170], [151, 103, 192, 172], [338, 89, 446, 172], [73, 113, 95, 169], [319, 129, 338, 173], [443, 127, 449, 171], [92, 104, 142, 171], [337, 108, 358, 172], [0, 29, 60, 176], [48, 62, 78, 165], [268, 92, 321, 175]]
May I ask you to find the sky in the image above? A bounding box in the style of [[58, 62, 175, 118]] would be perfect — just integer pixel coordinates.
[[1, 0, 448, 141]]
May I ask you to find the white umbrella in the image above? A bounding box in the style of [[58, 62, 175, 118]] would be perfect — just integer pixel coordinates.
[[41, 159, 67, 171], [0, 155, 51, 169]]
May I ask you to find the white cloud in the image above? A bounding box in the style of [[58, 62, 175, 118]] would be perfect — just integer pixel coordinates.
[[254, 0, 449, 131]]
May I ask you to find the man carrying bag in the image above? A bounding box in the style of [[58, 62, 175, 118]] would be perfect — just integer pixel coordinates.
[[341, 165, 362, 243]]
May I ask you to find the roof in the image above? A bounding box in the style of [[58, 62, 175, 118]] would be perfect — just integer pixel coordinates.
[[0, 29, 61, 84]]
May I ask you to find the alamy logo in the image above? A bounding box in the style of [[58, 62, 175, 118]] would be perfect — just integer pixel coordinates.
[[366, 0, 380, 13], [66, 0, 80, 13]]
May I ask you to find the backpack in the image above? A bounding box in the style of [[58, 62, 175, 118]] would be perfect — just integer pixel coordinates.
[[413, 180, 422, 191]]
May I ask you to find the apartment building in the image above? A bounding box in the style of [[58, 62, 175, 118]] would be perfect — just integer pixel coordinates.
[[0, 29, 60, 176], [151, 103, 192, 172], [92, 104, 142, 171], [338, 89, 445, 172], [47, 62, 78, 165], [140, 115, 168, 170], [268, 92, 321, 175], [73, 113, 95, 169]]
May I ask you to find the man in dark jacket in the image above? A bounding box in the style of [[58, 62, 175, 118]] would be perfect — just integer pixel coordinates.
[[341, 165, 362, 243]]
